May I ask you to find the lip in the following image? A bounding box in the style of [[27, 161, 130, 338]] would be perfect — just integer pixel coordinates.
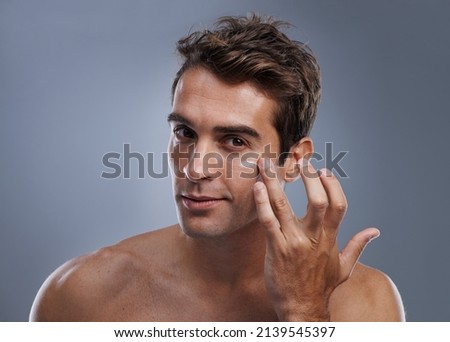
[[180, 194, 226, 210]]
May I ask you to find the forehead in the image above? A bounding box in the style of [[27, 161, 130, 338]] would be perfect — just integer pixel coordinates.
[[172, 67, 278, 130]]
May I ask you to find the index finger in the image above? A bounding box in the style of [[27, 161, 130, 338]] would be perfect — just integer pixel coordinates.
[[258, 158, 297, 234], [253, 180, 285, 249]]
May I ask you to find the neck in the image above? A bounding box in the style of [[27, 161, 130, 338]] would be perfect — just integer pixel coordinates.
[[179, 219, 267, 286]]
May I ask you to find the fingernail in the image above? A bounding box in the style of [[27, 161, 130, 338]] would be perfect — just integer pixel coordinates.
[[320, 168, 332, 177], [369, 231, 381, 243], [299, 157, 308, 168], [253, 181, 265, 191], [270, 159, 276, 171], [264, 158, 271, 171]]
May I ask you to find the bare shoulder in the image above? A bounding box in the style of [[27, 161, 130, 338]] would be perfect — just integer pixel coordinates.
[[29, 243, 138, 321], [29, 225, 179, 321], [329, 263, 405, 322]]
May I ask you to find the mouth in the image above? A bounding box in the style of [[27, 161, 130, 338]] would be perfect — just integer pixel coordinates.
[[180, 194, 226, 210]]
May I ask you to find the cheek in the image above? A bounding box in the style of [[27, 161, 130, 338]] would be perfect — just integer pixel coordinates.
[[225, 153, 259, 180], [168, 140, 192, 176], [225, 155, 259, 209], [228, 176, 259, 222]]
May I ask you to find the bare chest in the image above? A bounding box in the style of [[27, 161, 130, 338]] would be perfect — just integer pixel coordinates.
[[94, 277, 278, 321]]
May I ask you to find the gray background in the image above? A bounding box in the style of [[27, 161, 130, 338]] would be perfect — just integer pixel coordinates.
[[1, 0, 449, 322]]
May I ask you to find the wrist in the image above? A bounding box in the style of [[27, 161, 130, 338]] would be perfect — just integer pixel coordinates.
[[282, 311, 331, 322], [277, 300, 331, 322]]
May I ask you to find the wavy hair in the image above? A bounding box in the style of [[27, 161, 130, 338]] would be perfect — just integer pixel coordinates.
[[172, 14, 321, 164]]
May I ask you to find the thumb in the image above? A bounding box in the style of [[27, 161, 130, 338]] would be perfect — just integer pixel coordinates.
[[338, 227, 380, 283]]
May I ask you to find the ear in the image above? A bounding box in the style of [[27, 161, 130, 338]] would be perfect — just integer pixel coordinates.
[[279, 137, 314, 183]]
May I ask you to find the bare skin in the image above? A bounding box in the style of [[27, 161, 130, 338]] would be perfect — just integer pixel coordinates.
[[30, 68, 405, 322]]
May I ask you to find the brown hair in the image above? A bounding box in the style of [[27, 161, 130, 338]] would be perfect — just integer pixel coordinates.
[[172, 14, 321, 164]]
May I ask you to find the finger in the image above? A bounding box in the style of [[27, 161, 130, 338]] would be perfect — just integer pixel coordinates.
[[258, 158, 297, 233], [298, 158, 329, 236], [339, 227, 380, 283], [253, 181, 285, 248], [318, 168, 348, 238]]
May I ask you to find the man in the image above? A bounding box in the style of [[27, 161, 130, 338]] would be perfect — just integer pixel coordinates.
[[30, 14, 405, 321]]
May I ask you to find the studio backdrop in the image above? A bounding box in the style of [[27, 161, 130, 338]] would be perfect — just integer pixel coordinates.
[[1, 0, 449, 321]]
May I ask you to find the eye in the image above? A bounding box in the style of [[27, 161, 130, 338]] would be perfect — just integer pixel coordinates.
[[173, 126, 195, 140], [224, 136, 247, 148]]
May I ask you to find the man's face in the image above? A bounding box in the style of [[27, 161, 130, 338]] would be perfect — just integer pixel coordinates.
[[168, 67, 281, 238]]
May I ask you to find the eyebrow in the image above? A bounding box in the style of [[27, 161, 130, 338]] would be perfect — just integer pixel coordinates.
[[167, 112, 192, 126], [213, 125, 261, 140], [167, 112, 261, 140]]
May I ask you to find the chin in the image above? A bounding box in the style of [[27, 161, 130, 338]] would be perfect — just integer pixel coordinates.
[[176, 212, 260, 241], [174, 203, 232, 239], [177, 218, 233, 239]]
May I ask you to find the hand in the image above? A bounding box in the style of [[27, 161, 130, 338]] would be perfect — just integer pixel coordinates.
[[253, 158, 380, 321]]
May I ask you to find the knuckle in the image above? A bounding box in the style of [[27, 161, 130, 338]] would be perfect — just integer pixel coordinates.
[[254, 195, 266, 205], [279, 211, 296, 226], [310, 198, 329, 211], [272, 197, 289, 211], [332, 201, 347, 214], [291, 238, 305, 252], [258, 211, 278, 228], [260, 215, 274, 227]]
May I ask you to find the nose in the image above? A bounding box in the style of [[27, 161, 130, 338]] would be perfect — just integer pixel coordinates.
[[183, 142, 221, 182], [183, 151, 206, 182]]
